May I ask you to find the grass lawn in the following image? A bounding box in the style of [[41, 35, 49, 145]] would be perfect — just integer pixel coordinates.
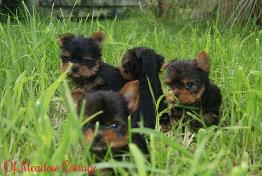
[[0, 10, 262, 175]]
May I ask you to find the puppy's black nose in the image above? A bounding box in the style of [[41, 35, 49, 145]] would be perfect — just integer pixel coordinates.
[[71, 65, 79, 73], [93, 135, 103, 144]]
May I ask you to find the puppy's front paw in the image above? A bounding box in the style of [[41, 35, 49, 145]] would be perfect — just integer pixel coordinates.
[[204, 113, 219, 126]]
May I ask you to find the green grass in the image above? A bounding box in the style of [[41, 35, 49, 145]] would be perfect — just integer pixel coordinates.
[[0, 8, 262, 176]]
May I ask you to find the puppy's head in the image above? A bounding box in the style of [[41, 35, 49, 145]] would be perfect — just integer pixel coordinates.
[[120, 47, 164, 80], [165, 50, 210, 105], [59, 31, 105, 80], [72, 81, 139, 152]]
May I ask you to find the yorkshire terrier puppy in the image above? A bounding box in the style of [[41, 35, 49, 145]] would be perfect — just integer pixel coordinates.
[[119, 47, 169, 129], [59, 31, 126, 92], [72, 80, 148, 154], [164, 50, 222, 130]]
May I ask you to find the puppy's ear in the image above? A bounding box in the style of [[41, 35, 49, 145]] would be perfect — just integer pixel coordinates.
[[91, 31, 105, 49], [120, 80, 139, 113], [58, 33, 74, 47], [196, 50, 210, 73], [71, 89, 85, 104], [120, 52, 138, 80]]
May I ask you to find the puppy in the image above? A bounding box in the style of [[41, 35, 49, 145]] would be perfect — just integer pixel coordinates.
[[120, 47, 169, 129], [164, 50, 222, 130], [59, 31, 126, 92], [72, 80, 148, 154]]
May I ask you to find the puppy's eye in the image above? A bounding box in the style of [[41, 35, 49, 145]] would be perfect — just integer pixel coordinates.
[[185, 82, 193, 89], [123, 62, 131, 71], [107, 122, 120, 129]]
